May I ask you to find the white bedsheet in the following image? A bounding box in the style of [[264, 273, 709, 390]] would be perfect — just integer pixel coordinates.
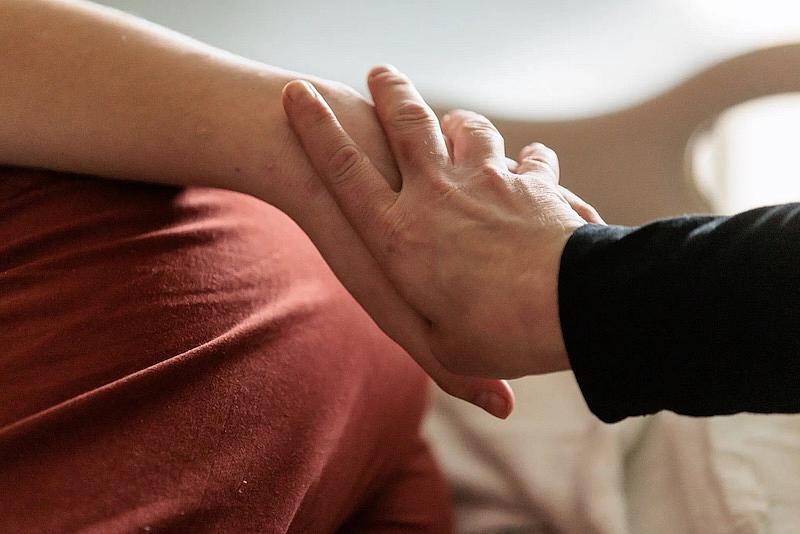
[[424, 372, 800, 533]]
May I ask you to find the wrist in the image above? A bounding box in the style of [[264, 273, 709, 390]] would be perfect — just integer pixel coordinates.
[[526, 219, 583, 375]]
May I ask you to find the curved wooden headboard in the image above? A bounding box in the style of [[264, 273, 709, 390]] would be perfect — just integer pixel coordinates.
[[483, 43, 800, 225]]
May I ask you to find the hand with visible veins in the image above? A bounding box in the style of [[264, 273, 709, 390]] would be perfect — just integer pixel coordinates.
[[282, 66, 604, 379]]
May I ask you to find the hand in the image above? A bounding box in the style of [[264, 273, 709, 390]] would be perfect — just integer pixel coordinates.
[[270, 77, 515, 416], [282, 66, 603, 379]]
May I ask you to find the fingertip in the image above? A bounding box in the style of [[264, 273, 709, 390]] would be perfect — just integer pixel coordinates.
[[441, 109, 497, 138], [474, 385, 514, 419], [499, 379, 516, 417], [436, 374, 515, 419], [367, 66, 406, 100], [368, 64, 399, 83], [282, 80, 319, 109], [447, 109, 479, 123], [367, 66, 400, 104]]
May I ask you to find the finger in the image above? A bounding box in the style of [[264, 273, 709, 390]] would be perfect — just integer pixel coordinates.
[[367, 65, 450, 177], [433, 364, 515, 419], [284, 80, 515, 418], [516, 142, 560, 184], [282, 80, 397, 254], [505, 157, 519, 173], [440, 109, 507, 169], [353, 274, 516, 419], [560, 186, 605, 224]]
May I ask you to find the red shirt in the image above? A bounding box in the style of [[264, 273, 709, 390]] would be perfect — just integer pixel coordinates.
[[0, 167, 451, 532]]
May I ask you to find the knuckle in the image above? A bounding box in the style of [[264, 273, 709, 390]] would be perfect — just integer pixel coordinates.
[[429, 176, 462, 199], [379, 213, 410, 258], [460, 117, 498, 135], [476, 164, 508, 187], [523, 142, 558, 163], [521, 156, 551, 173], [466, 126, 502, 145], [327, 143, 364, 184], [520, 158, 558, 181], [525, 141, 549, 152], [391, 100, 434, 129], [524, 141, 554, 154]]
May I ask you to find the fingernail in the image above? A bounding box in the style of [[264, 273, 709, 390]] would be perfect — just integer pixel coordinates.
[[369, 64, 399, 79], [285, 80, 317, 103], [441, 113, 452, 124], [474, 391, 509, 419]]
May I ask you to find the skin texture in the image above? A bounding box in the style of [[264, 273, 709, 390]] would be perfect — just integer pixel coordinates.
[[0, 0, 513, 416], [283, 66, 604, 379]]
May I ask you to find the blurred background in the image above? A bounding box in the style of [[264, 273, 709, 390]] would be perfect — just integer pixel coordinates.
[[99, 0, 800, 223], [98, 0, 800, 118]]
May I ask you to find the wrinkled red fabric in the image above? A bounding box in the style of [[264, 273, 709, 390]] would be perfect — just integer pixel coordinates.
[[0, 167, 452, 533]]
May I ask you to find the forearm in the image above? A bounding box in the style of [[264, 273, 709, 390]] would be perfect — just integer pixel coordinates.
[[0, 0, 395, 213], [559, 204, 800, 423], [0, 0, 514, 416]]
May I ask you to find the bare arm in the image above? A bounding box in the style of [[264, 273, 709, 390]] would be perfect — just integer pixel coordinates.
[[0, 0, 379, 204], [0, 0, 513, 417]]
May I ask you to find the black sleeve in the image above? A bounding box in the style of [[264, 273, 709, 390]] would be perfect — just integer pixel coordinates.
[[558, 203, 800, 423]]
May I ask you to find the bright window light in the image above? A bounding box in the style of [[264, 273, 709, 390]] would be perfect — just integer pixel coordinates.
[[690, 93, 800, 214]]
